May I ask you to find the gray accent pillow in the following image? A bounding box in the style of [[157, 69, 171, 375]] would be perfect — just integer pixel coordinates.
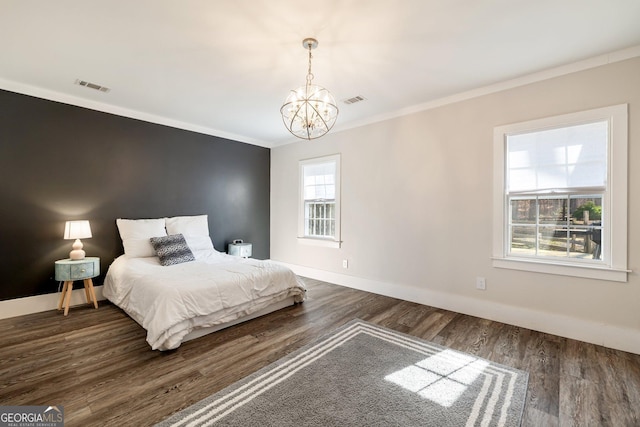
[[150, 234, 196, 266]]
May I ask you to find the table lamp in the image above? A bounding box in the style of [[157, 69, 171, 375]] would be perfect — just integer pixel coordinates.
[[64, 220, 92, 260]]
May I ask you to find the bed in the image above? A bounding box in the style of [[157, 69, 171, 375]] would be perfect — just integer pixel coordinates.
[[102, 215, 306, 350]]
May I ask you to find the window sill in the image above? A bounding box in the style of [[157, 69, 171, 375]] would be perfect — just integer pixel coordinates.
[[297, 237, 342, 249], [492, 257, 629, 282]]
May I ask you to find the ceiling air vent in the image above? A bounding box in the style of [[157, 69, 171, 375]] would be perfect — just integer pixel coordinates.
[[343, 95, 366, 105], [75, 79, 110, 93]]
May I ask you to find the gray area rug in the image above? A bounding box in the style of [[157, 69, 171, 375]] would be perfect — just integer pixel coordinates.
[[156, 319, 528, 426]]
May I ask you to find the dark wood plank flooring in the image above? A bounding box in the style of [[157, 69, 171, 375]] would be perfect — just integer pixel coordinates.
[[1, 278, 639, 426]]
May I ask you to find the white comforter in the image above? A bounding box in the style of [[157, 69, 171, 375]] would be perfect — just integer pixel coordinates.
[[103, 251, 306, 350]]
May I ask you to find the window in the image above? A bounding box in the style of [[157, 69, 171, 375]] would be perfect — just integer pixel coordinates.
[[493, 105, 628, 282], [299, 154, 341, 247]]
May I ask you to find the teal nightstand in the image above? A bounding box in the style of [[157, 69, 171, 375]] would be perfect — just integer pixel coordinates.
[[55, 257, 100, 316]]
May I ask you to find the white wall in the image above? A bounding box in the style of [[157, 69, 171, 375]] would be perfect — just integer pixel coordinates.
[[270, 57, 640, 354]]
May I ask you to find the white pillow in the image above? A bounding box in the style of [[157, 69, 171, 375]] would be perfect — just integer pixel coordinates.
[[165, 215, 210, 236], [184, 235, 215, 255], [165, 215, 215, 252], [116, 218, 167, 258]]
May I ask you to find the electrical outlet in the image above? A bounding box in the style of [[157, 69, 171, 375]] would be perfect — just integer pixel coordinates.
[[342, 259, 349, 269], [476, 277, 486, 290]]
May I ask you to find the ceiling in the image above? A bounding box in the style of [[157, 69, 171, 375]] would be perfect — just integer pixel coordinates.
[[2, 1, 640, 148]]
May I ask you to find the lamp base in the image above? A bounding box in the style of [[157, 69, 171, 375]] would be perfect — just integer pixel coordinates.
[[69, 239, 86, 260]]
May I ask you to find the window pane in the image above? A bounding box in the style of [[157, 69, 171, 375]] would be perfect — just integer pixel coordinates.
[[539, 226, 568, 256], [511, 199, 536, 223], [539, 198, 567, 225], [570, 196, 602, 224], [510, 225, 536, 255], [589, 226, 603, 260], [565, 227, 596, 259]]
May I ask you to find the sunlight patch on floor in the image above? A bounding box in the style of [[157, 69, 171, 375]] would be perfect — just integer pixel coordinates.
[[385, 349, 489, 407]]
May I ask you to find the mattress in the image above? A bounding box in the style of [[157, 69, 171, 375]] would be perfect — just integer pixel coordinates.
[[103, 250, 306, 350]]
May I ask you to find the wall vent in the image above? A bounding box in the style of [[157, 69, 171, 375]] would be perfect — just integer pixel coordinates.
[[75, 79, 110, 93], [343, 95, 366, 105]]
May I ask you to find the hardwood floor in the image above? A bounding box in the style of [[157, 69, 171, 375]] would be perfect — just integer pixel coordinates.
[[1, 278, 639, 426]]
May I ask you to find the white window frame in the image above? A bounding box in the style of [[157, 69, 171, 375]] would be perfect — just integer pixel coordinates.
[[492, 104, 628, 282], [298, 154, 341, 248]]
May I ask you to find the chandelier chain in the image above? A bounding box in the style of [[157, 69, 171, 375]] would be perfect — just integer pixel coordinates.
[[306, 45, 314, 84]]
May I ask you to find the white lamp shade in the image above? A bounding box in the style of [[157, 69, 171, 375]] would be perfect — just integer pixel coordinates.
[[64, 220, 92, 240], [64, 220, 91, 260]]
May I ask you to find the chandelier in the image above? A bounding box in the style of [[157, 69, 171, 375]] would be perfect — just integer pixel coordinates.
[[280, 38, 339, 140]]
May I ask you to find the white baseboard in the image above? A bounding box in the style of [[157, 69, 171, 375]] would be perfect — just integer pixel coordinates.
[[0, 286, 105, 320], [279, 262, 640, 355]]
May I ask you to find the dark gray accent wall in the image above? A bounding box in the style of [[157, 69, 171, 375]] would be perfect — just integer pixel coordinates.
[[0, 89, 270, 301]]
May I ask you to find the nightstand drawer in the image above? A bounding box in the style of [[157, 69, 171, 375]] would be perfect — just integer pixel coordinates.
[[55, 257, 100, 281]]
